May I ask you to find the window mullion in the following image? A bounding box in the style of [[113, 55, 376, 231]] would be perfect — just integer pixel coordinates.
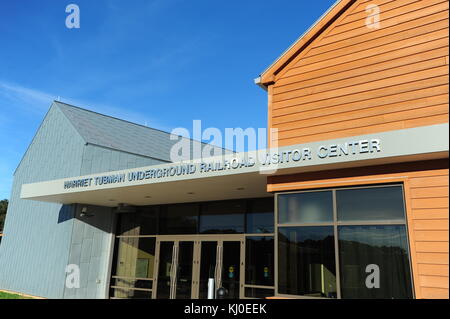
[[332, 189, 341, 299]]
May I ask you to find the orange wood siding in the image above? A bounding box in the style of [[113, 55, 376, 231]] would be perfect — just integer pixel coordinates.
[[269, 0, 449, 147], [268, 159, 449, 299]]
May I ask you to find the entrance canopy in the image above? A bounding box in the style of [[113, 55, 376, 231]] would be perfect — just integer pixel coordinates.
[[20, 124, 448, 207]]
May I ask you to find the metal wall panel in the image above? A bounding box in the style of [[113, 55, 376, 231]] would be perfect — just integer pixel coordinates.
[[0, 103, 171, 299], [0, 105, 85, 298]]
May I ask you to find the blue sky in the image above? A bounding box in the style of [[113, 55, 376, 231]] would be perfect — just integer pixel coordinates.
[[0, 0, 336, 199]]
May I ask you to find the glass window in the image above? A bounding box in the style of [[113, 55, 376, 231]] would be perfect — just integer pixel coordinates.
[[336, 186, 406, 222], [338, 225, 413, 299], [112, 278, 152, 290], [199, 241, 217, 299], [245, 288, 275, 299], [116, 213, 140, 236], [159, 204, 198, 235], [245, 236, 274, 286], [138, 207, 159, 235], [156, 241, 174, 299], [278, 191, 333, 224], [278, 227, 336, 298], [112, 288, 152, 299], [221, 241, 241, 299], [114, 237, 156, 279], [116, 208, 158, 236], [247, 198, 274, 233], [199, 200, 245, 234], [175, 241, 194, 299]]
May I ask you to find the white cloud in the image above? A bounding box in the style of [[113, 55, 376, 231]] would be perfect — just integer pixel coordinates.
[[0, 80, 56, 114], [0, 80, 172, 132]]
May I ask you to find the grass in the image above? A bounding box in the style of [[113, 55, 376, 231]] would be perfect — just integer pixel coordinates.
[[0, 291, 29, 299]]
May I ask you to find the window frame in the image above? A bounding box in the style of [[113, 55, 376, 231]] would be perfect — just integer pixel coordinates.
[[242, 234, 275, 299], [109, 234, 157, 299], [275, 183, 415, 299], [109, 197, 275, 299]]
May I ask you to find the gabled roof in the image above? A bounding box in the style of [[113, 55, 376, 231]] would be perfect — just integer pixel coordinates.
[[55, 101, 225, 162], [255, 0, 355, 89], [14, 101, 229, 176]]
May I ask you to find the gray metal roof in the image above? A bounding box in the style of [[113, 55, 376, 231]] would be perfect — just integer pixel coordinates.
[[55, 101, 226, 162]]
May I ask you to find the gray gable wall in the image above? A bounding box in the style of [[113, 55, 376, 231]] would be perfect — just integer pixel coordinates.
[[0, 102, 183, 298], [0, 105, 85, 298]]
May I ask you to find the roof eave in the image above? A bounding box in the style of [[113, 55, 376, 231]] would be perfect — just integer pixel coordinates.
[[254, 77, 268, 91], [255, 0, 353, 88]]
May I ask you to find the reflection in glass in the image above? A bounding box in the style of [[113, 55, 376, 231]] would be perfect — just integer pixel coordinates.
[[222, 241, 241, 299], [114, 237, 156, 279], [159, 204, 198, 235], [245, 237, 274, 286], [175, 242, 194, 299], [199, 242, 217, 299], [247, 198, 274, 233], [245, 288, 275, 299], [156, 242, 174, 299], [278, 227, 336, 298], [116, 207, 158, 236], [278, 191, 333, 224], [112, 288, 152, 299], [113, 278, 152, 290], [200, 200, 245, 234], [337, 186, 406, 221], [339, 225, 413, 299]]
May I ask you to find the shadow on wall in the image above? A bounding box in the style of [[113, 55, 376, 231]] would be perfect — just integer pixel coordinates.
[[57, 205, 76, 224], [57, 204, 114, 233]]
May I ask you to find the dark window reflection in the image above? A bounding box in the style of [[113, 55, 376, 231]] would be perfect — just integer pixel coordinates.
[[247, 198, 274, 233], [339, 225, 413, 299], [245, 288, 275, 299], [116, 207, 158, 236], [159, 204, 198, 235], [114, 237, 156, 279], [199, 200, 245, 234], [245, 237, 274, 286], [221, 241, 241, 299], [156, 242, 174, 299], [138, 207, 159, 235], [175, 241, 194, 299], [337, 186, 406, 222], [199, 242, 217, 299], [113, 288, 151, 299], [112, 278, 152, 290], [278, 191, 333, 224], [278, 227, 336, 298]]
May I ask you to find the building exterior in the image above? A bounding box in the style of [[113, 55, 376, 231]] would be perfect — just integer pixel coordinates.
[[0, 0, 448, 299]]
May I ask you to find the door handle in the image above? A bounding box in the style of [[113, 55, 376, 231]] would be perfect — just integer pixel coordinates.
[[170, 244, 178, 299]]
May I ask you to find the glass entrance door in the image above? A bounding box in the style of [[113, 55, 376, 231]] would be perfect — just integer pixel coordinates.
[[195, 236, 243, 299], [198, 241, 218, 299], [153, 235, 243, 299], [221, 241, 241, 299], [154, 239, 195, 299]]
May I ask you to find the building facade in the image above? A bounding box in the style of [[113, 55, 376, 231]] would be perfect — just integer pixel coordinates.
[[0, 0, 448, 299]]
